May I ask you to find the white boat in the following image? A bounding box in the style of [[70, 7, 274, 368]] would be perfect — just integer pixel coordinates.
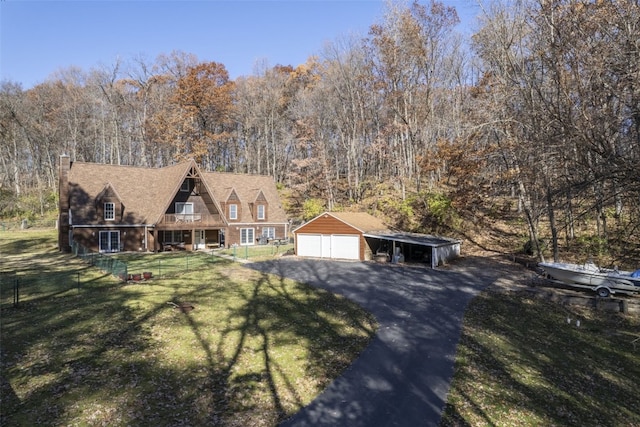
[[538, 261, 640, 297]]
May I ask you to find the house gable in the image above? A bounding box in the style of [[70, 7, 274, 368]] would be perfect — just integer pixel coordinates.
[[95, 183, 125, 222], [224, 188, 241, 221], [249, 190, 269, 221], [295, 212, 363, 235], [155, 159, 226, 223]]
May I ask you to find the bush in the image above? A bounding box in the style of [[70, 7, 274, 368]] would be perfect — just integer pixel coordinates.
[[302, 198, 325, 220]]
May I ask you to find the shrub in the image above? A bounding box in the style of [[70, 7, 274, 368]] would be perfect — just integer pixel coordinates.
[[302, 198, 325, 220]]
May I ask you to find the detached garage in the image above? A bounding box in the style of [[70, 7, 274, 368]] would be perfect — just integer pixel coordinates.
[[294, 212, 387, 261], [294, 211, 462, 267]]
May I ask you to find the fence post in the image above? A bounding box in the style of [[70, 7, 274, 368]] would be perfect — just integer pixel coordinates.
[[14, 277, 19, 307]]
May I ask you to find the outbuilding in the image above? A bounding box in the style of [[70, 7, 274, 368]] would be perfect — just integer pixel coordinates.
[[294, 212, 386, 261], [293, 211, 461, 267]]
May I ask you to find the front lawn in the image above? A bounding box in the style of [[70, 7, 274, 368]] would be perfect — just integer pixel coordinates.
[[1, 230, 377, 426], [441, 289, 640, 426]]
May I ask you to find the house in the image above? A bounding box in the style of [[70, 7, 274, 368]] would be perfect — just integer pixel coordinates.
[[294, 211, 461, 267], [58, 155, 289, 253]]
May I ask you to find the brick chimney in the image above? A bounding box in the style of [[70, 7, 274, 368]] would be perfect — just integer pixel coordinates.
[[58, 155, 71, 252]]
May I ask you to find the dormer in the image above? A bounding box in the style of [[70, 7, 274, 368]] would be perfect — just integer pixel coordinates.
[[225, 189, 241, 221], [250, 190, 268, 221], [95, 183, 124, 222]]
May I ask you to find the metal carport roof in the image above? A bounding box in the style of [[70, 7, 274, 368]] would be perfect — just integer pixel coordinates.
[[363, 232, 461, 247], [363, 232, 461, 267]]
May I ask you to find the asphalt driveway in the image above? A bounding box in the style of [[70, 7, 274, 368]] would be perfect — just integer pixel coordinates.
[[247, 257, 506, 427]]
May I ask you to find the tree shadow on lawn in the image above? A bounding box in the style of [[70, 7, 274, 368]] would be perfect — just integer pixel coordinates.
[[1, 257, 114, 308], [168, 266, 377, 425], [441, 291, 640, 426], [1, 285, 159, 425], [0, 236, 57, 256], [1, 260, 375, 426], [218, 271, 376, 422]]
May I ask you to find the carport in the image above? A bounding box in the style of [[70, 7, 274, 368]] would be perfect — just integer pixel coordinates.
[[364, 232, 461, 268]]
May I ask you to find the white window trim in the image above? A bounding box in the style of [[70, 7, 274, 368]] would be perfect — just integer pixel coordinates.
[[175, 202, 194, 214], [104, 202, 115, 221], [240, 227, 255, 245], [99, 230, 120, 252], [229, 204, 238, 220], [257, 204, 265, 220], [262, 227, 275, 239]]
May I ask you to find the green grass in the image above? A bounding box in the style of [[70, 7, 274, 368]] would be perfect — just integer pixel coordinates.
[[7, 230, 638, 426], [441, 290, 640, 427], [114, 251, 221, 279], [1, 230, 377, 426], [217, 243, 295, 261], [1, 230, 118, 306]]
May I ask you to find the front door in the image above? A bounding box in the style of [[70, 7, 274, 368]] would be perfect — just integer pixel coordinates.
[[194, 230, 205, 250]]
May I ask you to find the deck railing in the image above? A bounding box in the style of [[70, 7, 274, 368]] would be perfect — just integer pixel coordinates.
[[163, 213, 222, 225]]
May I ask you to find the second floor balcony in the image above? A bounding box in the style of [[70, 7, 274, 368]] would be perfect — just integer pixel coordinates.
[[163, 213, 223, 226]]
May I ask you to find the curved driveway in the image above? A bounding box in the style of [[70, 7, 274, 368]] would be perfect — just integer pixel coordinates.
[[247, 257, 505, 427]]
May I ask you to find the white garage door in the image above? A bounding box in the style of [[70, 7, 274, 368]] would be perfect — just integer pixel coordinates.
[[297, 234, 323, 258], [330, 235, 360, 260], [296, 234, 360, 260]]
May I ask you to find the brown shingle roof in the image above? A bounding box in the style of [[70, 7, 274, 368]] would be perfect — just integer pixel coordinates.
[[201, 171, 288, 223], [68, 160, 287, 225], [312, 211, 390, 233]]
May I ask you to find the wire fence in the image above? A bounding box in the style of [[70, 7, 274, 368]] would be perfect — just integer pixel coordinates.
[[72, 241, 128, 282], [115, 251, 218, 280], [218, 243, 294, 260], [0, 242, 129, 308], [1, 240, 294, 308], [0, 268, 112, 309]]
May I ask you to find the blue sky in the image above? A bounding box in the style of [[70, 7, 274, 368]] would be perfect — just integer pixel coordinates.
[[1, 1, 480, 89]]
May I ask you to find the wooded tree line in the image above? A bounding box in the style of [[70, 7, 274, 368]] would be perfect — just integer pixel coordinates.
[[1, 0, 639, 262]]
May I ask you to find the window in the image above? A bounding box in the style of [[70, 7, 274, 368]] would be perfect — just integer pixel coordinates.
[[257, 204, 265, 220], [240, 228, 254, 245], [229, 204, 238, 220], [162, 230, 182, 243], [175, 202, 193, 222], [262, 227, 275, 239], [180, 180, 189, 192], [175, 202, 193, 214], [104, 202, 115, 221], [99, 230, 120, 252]]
